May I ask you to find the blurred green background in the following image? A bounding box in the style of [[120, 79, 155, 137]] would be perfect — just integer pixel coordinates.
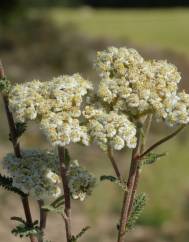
[[1, 1, 189, 242]]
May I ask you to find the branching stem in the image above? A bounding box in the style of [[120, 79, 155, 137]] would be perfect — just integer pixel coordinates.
[[128, 115, 153, 215], [117, 129, 141, 242], [0, 61, 38, 242], [117, 120, 185, 242]]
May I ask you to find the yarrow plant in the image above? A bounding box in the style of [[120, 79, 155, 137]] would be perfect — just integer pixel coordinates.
[[0, 63, 96, 242], [68, 160, 96, 201], [0, 45, 188, 242], [3, 150, 61, 200], [8, 74, 92, 146]]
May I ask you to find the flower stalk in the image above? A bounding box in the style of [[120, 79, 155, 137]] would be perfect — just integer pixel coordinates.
[[0, 61, 38, 242], [117, 127, 142, 242], [107, 146, 122, 180], [117, 120, 185, 242], [38, 200, 47, 242], [58, 146, 72, 242]]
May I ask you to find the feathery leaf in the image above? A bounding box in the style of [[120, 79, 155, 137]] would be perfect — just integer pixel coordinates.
[[100, 175, 127, 191], [0, 173, 26, 196], [142, 152, 166, 165], [11, 220, 41, 238], [127, 193, 147, 231], [42, 195, 65, 214], [70, 226, 90, 241]]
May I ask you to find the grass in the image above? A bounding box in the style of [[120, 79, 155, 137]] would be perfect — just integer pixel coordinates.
[[46, 8, 189, 55]]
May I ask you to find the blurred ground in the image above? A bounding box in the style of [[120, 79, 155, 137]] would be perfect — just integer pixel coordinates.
[[1, 7, 189, 242]]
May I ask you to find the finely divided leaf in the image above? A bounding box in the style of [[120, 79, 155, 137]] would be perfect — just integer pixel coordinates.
[[11, 220, 41, 238], [0, 173, 26, 196], [100, 175, 127, 191], [42, 195, 65, 214], [70, 226, 90, 242], [127, 193, 147, 231], [142, 152, 166, 165]]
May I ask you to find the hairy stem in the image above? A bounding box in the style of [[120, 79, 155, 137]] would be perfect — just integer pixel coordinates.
[[128, 123, 185, 216], [128, 115, 153, 215], [117, 129, 141, 242], [118, 121, 185, 242], [0, 61, 38, 242], [58, 146, 72, 242], [107, 146, 122, 180]]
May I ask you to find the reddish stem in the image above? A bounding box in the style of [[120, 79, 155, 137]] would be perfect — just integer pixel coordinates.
[[58, 146, 72, 242], [117, 130, 141, 242], [1, 61, 38, 242], [107, 146, 122, 180]]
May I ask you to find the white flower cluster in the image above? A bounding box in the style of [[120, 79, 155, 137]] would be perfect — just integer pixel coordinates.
[[83, 106, 137, 150], [96, 47, 189, 125], [8, 46, 189, 153], [2, 150, 61, 200], [165, 91, 189, 125], [68, 160, 96, 201], [8, 74, 92, 146]]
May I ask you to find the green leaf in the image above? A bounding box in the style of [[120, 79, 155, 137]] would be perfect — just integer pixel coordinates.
[[15, 122, 27, 138], [70, 226, 90, 242], [50, 195, 65, 208], [42, 196, 65, 214], [100, 175, 127, 191], [0, 77, 11, 93], [126, 193, 147, 231], [42, 205, 64, 214], [100, 175, 117, 182], [11, 217, 26, 225], [0, 173, 27, 197], [142, 152, 166, 165], [11, 220, 41, 238]]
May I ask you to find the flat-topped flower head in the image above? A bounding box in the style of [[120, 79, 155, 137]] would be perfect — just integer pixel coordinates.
[[163, 91, 189, 125], [95, 46, 189, 126], [68, 160, 96, 201], [2, 150, 61, 200], [96, 47, 144, 78], [41, 112, 89, 146], [83, 106, 137, 151], [9, 80, 44, 122], [9, 74, 93, 146]]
